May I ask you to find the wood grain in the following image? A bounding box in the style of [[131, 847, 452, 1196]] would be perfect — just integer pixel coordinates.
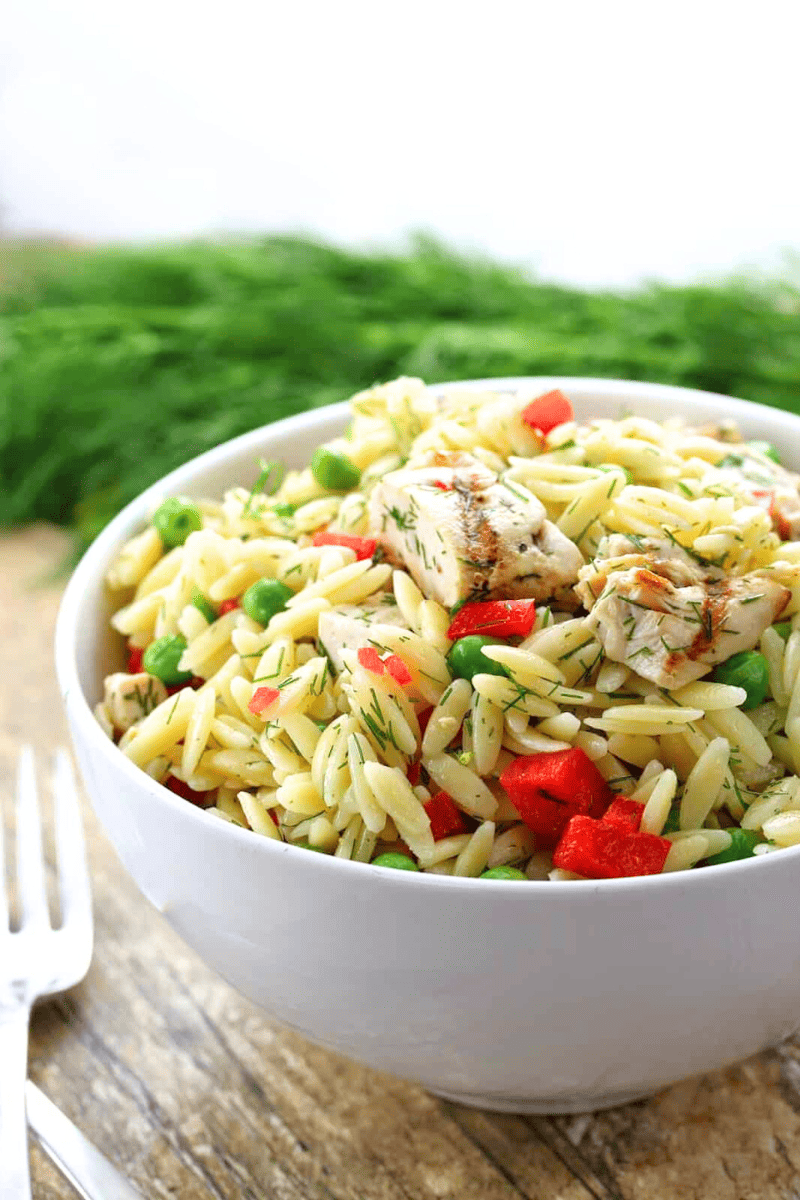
[[3, 523, 800, 1200]]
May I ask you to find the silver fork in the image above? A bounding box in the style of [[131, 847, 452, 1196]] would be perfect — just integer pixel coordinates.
[[0, 748, 93, 1199]]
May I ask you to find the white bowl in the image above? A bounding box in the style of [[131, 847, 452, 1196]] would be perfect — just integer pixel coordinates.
[[55, 378, 800, 1114]]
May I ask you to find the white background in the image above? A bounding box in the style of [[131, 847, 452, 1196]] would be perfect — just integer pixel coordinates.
[[3, 0, 800, 287]]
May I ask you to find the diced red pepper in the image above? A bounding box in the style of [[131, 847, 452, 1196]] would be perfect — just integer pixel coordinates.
[[357, 646, 386, 676], [356, 648, 413, 684], [249, 685, 281, 716], [406, 760, 421, 786], [127, 644, 144, 674], [218, 596, 241, 615], [602, 797, 645, 831], [385, 654, 413, 686], [447, 599, 538, 641], [432, 480, 452, 491], [500, 747, 614, 847], [417, 706, 434, 736], [520, 389, 574, 435], [553, 814, 670, 879], [424, 790, 467, 841], [164, 775, 215, 808], [312, 530, 377, 560], [166, 678, 204, 696]]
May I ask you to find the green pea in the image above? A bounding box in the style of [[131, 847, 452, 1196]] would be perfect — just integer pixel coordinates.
[[705, 828, 761, 866], [192, 589, 217, 624], [447, 635, 507, 681], [142, 634, 193, 685], [152, 497, 202, 548], [242, 578, 294, 626], [774, 622, 792, 643], [712, 650, 770, 710], [311, 446, 361, 491], [295, 841, 328, 854], [480, 866, 527, 880], [748, 440, 781, 464], [372, 852, 420, 871]]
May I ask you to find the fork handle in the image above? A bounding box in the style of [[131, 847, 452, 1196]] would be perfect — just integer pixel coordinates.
[[0, 1007, 32, 1200]]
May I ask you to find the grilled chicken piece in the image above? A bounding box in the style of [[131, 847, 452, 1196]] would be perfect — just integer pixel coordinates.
[[577, 534, 723, 590], [103, 672, 168, 732], [577, 537, 790, 690], [317, 602, 408, 674], [368, 452, 584, 608], [714, 446, 800, 541]]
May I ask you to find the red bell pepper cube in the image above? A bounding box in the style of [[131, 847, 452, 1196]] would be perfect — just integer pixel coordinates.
[[166, 676, 204, 696], [417, 706, 433, 736], [357, 646, 386, 676], [127, 644, 144, 674], [432, 480, 452, 491], [447, 599, 538, 641], [164, 775, 215, 808], [406, 760, 421, 786], [312, 530, 377, 560], [249, 685, 281, 716], [356, 648, 412, 685], [553, 814, 670, 879], [500, 747, 614, 847], [385, 654, 413, 686], [601, 797, 645, 831], [424, 790, 467, 841], [218, 596, 241, 615], [520, 389, 574, 434]]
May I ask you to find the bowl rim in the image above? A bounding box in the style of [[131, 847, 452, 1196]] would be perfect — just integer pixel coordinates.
[[55, 375, 800, 894]]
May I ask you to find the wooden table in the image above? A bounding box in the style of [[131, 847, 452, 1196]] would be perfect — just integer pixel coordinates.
[[4, 524, 800, 1200]]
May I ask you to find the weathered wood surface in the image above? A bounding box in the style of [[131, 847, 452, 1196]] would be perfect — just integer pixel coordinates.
[[3, 523, 800, 1200]]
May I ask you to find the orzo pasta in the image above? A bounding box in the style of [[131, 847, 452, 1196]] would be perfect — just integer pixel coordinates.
[[98, 379, 800, 880]]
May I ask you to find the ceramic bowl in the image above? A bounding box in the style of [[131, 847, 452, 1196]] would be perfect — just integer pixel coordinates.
[[55, 378, 800, 1114]]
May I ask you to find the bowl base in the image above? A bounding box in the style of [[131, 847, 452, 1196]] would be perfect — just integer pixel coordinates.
[[428, 1085, 654, 1115]]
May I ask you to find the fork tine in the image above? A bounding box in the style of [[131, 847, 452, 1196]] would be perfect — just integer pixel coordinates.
[[52, 749, 92, 937], [16, 745, 50, 928]]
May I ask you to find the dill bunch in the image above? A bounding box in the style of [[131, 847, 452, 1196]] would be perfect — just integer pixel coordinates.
[[1, 235, 799, 548]]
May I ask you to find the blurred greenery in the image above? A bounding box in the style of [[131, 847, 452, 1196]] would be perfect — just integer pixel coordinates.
[[1, 235, 800, 547]]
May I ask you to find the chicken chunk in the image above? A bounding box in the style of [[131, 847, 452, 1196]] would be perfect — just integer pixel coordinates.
[[368, 452, 584, 608], [577, 533, 722, 591], [577, 537, 790, 690], [103, 672, 168, 732], [317, 602, 408, 674]]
